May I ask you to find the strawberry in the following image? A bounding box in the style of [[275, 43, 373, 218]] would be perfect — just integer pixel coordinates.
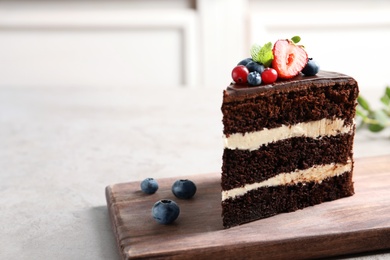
[[272, 39, 308, 79]]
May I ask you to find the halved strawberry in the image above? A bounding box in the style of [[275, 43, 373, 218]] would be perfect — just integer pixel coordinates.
[[272, 39, 308, 79]]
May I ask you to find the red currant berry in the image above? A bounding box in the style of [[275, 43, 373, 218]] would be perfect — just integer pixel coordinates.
[[231, 65, 249, 84], [261, 68, 278, 84]]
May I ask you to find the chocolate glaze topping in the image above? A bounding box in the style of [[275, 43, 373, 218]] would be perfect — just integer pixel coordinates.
[[224, 71, 357, 102]]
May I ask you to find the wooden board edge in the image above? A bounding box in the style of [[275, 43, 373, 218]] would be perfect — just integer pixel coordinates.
[[105, 185, 126, 260], [126, 227, 390, 260]]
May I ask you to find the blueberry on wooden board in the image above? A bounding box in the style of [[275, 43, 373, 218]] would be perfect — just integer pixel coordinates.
[[140, 178, 159, 194], [171, 179, 197, 199], [152, 199, 180, 224]]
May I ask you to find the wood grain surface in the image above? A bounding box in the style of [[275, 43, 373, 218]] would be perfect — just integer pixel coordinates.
[[106, 155, 390, 260]]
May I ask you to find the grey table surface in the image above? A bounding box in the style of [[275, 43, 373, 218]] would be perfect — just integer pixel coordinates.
[[1, 85, 389, 260]]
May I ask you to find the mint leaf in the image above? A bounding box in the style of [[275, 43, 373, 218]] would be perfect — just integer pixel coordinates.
[[250, 44, 262, 63], [291, 36, 301, 44], [259, 42, 274, 67], [250, 42, 274, 67], [357, 96, 371, 111]]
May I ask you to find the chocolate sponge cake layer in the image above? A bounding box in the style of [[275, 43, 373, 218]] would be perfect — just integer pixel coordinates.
[[222, 72, 359, 135], [222, 134, 354, 190], [222, 171, 354, 228]]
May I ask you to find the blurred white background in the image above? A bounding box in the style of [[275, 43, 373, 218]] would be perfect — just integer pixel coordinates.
[[1, 0, 390, 96], [1, 2, 390, 259]]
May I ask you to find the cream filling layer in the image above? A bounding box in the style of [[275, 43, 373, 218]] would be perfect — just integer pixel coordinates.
[[223, 118, 353, 151], [222, 160, 352, 201]]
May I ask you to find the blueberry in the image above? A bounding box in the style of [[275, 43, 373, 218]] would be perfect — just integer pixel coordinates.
[[237, 58, 252, 66], [152, 199, 180, 224], [171, 179, 197, 199], [247, 71, 262, 86], [140, 178, 159, 194], [245, 61, 265, 74], [302, 58, 320, 76]]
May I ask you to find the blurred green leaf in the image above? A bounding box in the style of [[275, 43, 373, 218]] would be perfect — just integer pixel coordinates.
[[386, 86, 390, 98], [374, 109, 389, 126], [380, 95, 390, 106], [355, 89, 390, 134], [357, 96, 371, 111], [368, 123, 385, 132], [356, 108, 367, 119]]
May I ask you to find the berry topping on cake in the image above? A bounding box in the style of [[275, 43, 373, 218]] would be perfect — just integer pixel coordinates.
[[272, 39, 308, 79], [247, 71, 262, 86], [231, 36, 318, 86], [231, 65, 249, 84], [246, 61, 265, 74], [261, 68, 278, 84], [237, 58, 253, 66], [302, 58, 320, 76]]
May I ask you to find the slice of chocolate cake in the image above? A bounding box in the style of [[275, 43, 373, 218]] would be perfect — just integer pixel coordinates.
[[221, 71, 359, 228]]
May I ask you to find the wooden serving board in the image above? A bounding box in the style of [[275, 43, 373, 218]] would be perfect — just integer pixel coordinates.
[[106, 155, 390, 260]]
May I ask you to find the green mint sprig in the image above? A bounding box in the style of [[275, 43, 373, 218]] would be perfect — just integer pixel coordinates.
[[356, 86, 390, 132], [250, 36, 302, 67], [250, 42, 273, 67]]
